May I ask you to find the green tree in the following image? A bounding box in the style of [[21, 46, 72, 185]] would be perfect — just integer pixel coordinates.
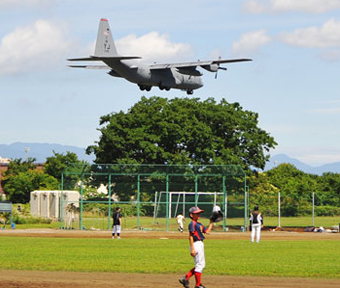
[[265, 164, 318, 216], [44, 151, 83, 180], [248, 172, 279, 216], [4, 170, 58, 203], [3, 158, 37, 178], [87, 97, 277, 171]]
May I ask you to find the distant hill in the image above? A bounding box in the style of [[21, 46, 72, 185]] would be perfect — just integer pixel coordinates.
[[264, 154, 340, 175], [0, 142, 95, 163], [1, 143, 339, 174]]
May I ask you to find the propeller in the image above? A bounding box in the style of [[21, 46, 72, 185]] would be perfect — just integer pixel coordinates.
[[215, 66, 227, 79], [214, 56, 227, 79]]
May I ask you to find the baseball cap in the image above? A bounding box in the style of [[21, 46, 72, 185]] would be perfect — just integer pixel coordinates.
[[189, 206, 204, 214]]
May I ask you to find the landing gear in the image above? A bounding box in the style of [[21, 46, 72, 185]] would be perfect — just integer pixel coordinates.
[[186, 90, 193, 95], [138, 85, 152, 91], [159, 85, 171, 91]]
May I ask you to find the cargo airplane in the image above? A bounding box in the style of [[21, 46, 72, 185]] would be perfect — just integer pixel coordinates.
[[68, 18, 252, 95]]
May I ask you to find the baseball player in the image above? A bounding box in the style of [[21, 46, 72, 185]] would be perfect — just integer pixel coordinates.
[[176, 213, 185, 232], [250, 205, 263, 243], [179, 206, 213, 288], [112, 206, 122, 239]]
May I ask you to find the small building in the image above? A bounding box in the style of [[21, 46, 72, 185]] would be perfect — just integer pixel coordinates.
[[30, 190, 79, 219]]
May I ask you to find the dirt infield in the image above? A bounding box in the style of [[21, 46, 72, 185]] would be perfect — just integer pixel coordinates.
[[1, 228, 340, 240], [1, 229, 340, 287], [1, 270, 340, 288]]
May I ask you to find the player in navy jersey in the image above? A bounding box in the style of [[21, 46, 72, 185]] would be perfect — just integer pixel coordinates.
[[179, 206, 213, 288]]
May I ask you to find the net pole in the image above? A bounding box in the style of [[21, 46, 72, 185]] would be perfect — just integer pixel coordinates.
[[223, 176, 226, 231], [169, 192, 172, 219], [108, 174, 112, 230], [166, 175, 169, 231], [80, 175, 84, 230], [137, 174, 141, 230], [195, 175, 198, 206], [174, 193, 181, 217], [153, 191, 158, 224], [183, 193, 186, 215]]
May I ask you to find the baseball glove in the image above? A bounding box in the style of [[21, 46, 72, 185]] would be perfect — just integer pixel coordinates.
[[210, 205, 223, 223]]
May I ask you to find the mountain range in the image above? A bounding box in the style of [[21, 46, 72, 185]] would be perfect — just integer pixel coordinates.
[[0, 142, 94, 163], [264, 154, 340, 175], [0, 143, 339, 175]]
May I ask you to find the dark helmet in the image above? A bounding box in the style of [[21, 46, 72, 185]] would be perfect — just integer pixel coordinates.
[[188, 207, 204, 218]]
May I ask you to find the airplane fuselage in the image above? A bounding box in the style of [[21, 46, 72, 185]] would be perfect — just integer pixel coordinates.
[[104, 59, 203, 92]]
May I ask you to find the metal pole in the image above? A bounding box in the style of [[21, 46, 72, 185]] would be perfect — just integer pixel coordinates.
[[108, 174, 112, 230], [223, 176, 226, 231], [278, 191, 281, 227], [195, 175, 198, 206], [183, 193, 185, 215], [166, 175, 169, 231], [137, 174, 140, 230], [169, 192, 172, 219], [244, 177, 248, 231], [60, 173, 64, 229], [153, 191, 158, 224], [80, 176, 84, 230], [312, 192, 315, 227]]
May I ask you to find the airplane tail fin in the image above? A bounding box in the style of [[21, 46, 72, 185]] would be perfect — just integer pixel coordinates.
[[94, 18, 119, 57], [68, 18, 141, 62]]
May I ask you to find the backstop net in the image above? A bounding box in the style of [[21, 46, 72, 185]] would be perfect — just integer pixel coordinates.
[[60, 164, 247, 231]]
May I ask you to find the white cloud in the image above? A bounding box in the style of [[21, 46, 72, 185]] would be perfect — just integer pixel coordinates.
[[231, 30, 271, 57], [0, 20, 73, 75], [243, 0, 340, 14], [279, 19, 340, 48], [116, 32, 193, 63]]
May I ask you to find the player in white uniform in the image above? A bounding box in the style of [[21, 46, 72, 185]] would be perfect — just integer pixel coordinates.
[[179, 207, 213, 288], [112, 207, 122, 239], [250, 205, 263, 243], [176, 213, 185, 232]]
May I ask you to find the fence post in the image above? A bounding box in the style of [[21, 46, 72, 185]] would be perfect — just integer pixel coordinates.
[[278, 191, 281, 228], [312, 192, 315, 227], [137, 174, 140, 230], [222, 176, 226, 231], [108, 174, 112, 230], [166, 174, 169, 231]]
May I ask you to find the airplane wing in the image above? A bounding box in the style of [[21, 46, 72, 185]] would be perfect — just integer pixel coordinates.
[[150, 58, 252, 76], [68, 65, 110, 69], [150, 58, 251, 69]]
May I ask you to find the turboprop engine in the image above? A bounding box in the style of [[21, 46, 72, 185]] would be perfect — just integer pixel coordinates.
[[201, 64, 219, 72]]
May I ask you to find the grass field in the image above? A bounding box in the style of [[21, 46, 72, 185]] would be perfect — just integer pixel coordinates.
[[1, 236, 340, 278], [10, 215, 340, 231]]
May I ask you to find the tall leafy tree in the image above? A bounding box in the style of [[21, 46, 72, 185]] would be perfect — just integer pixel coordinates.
[[4, 170, 58, 203], [87, 97, 277, 171], [44, 151, 87, 191], [2, 158, 58, 203]]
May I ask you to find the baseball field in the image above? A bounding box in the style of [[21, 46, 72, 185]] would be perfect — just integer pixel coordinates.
[[1, 229, 340, 287]]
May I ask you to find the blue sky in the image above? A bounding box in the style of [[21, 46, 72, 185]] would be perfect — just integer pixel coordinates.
[[1, 0, 340, 166]]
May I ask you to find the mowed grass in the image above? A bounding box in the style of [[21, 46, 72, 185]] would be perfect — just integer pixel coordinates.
[[1, 236, 340, 278]]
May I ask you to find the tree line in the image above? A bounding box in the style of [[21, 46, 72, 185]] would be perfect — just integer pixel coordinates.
[[1, 96, 339, 217]]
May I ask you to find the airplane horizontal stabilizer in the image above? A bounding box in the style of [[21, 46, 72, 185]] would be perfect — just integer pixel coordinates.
[[68, 56, 141, 61]]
